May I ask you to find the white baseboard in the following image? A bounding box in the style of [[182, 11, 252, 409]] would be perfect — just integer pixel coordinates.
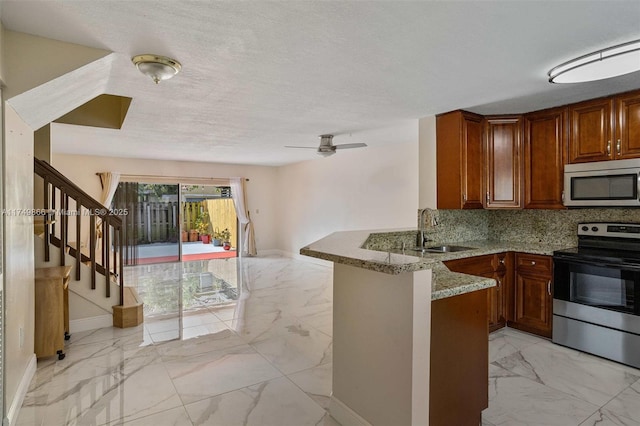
[[256, 249, 332, 267], [291, 252, 332, 267], [6, 354, 36, 426], [328, 396, 372, 426], [256, 249, 287, 257], [255, 249, 332, 267], [69, 314, 112, 333]]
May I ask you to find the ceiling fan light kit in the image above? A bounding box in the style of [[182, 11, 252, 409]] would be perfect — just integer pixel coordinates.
[[132, 54, 182, 84], [285, 134, 367, 157], [548, 39, 640, 83]]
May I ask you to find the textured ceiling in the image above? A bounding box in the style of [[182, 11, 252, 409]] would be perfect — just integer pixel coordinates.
[[2, 1, 640, 166]]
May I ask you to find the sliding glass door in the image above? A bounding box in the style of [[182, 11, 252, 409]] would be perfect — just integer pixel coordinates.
[[112, 182, 238, 265], [113, 182, 180, 265]]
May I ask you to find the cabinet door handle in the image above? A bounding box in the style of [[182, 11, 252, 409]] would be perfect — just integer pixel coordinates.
[[547, 280, 552, 296], [462, 193, 467, 203], [499, 258, 506, 265], [607, 140, 612, 156], [617, 139, 621, 155], [496, 277, 501, 288], [531, 261, 536, 265], [486, 192, 490, 203]]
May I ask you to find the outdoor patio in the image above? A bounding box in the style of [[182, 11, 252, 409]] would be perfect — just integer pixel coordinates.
[[137, 241, 236, 264]]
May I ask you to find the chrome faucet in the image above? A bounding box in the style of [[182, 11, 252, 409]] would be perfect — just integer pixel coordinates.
[[416, 208, 439, 247], [417, 208, 431, 248]]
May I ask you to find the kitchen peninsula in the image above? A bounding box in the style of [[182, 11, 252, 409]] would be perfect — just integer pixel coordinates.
[[301, 229, 506, 426]]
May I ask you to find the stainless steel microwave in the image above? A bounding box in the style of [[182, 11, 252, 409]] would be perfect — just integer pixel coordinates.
[[564, 159, 640, 207]]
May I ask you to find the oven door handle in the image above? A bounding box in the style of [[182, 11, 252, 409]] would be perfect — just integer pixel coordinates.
[[554, 256, 640, 272]]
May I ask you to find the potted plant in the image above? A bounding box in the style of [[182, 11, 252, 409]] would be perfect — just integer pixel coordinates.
[[219, 228, 232, 250], [212, 227, 224, 247], [194, 210, 211, 244]]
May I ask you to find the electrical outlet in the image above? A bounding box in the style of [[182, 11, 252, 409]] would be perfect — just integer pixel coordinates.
[[19, 327, 24, 348]]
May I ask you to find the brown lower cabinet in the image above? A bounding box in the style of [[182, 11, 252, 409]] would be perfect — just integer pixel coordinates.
[[508, 253, 553, 338], [444, 253, 511, 333], [431, 288, 489, 426], [444, 251, 551, 337]]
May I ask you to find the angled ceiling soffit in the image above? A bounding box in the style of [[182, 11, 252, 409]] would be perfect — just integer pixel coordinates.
[[54, 94, 132, 130], [7, 54, 116, 130]]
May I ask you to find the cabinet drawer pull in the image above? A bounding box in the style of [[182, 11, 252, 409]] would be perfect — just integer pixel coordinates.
[[547, 280, 552, 296], [531, 261, 536, 266]]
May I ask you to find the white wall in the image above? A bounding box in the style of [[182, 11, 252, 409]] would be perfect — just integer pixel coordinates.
[[52, 154, 280, 253], [3, 105, 35, 423], [3, 30, 109, 101], [418, 115, 437, 209], [276, 140, 419, 256]]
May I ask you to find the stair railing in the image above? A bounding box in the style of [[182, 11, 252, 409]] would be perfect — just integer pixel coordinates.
[[34, 158, 124, 305]]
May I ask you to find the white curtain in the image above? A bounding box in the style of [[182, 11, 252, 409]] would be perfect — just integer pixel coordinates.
[[93, 172, 121, 259], [99, 172, 121, 208], [230, 177, 257, 256]]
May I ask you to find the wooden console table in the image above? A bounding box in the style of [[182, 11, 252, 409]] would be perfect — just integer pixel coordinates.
[[35, 266, 71, 360]]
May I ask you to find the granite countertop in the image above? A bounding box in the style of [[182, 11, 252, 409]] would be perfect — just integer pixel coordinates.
[[300, 229, 570, 300]]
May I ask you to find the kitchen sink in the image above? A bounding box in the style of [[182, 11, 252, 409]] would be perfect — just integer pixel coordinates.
[[425, 245, 474, 252], [411, 245, 474, 253]]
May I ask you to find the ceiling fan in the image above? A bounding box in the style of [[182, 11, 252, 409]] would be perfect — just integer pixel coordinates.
[[285, 134, 367, 157]]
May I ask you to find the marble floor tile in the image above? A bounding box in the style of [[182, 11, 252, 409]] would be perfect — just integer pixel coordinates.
[[208, 303, 241, 321], [488, 328, 540, 363], [52, 340, 161, 386], [287, 362, 333, 408], [20, 257, 640, 426], [227, 313, 333, 374], [579, 410, 640, 426], [34, 363, 182, 425], [184, 377, 326, 426], [181, 310, 224, 327], [156, 329, 246, 362], [66, 324, 148, 348], [484, 364, 599, 425], [291, 303, 333, 337], [493, 339, 640, 406], [589, 380, 640, 425], [109, 406, 193, 426], [163, 344, 283, 405]]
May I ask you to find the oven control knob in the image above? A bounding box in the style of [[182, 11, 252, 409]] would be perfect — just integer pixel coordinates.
[[581, 226, 589, 232], [591, 226, 599, 232]]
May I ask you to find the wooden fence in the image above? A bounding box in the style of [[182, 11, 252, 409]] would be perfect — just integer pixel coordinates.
[[135, 200, 237, 245]]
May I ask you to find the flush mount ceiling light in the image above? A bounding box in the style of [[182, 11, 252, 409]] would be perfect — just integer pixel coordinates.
[[131, 54, 182, 84], [548, 39, 640, 84]]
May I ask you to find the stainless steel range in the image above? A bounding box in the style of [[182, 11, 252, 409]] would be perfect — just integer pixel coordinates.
[[553, 222, 640, 369]]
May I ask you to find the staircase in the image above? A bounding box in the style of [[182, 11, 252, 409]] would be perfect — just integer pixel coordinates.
[[34, 158, 143, 328]]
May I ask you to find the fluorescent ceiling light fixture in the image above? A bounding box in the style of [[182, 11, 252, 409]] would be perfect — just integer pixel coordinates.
[[132, 54, 182, 84], [548, 39, 640, 83]]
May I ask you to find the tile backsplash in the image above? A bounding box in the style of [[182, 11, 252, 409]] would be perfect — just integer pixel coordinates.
[[421, 209, 490, 242], [421, 208, 640, 247]]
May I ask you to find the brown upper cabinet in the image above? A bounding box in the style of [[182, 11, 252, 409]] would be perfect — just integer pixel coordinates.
[[436, 110, 484, 209], [616, 91, 640, 159], [523, 107, 567, 209], [484, 116, 522, 209], [569, 90, 640, 163], [436, 88, 640, 210]]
